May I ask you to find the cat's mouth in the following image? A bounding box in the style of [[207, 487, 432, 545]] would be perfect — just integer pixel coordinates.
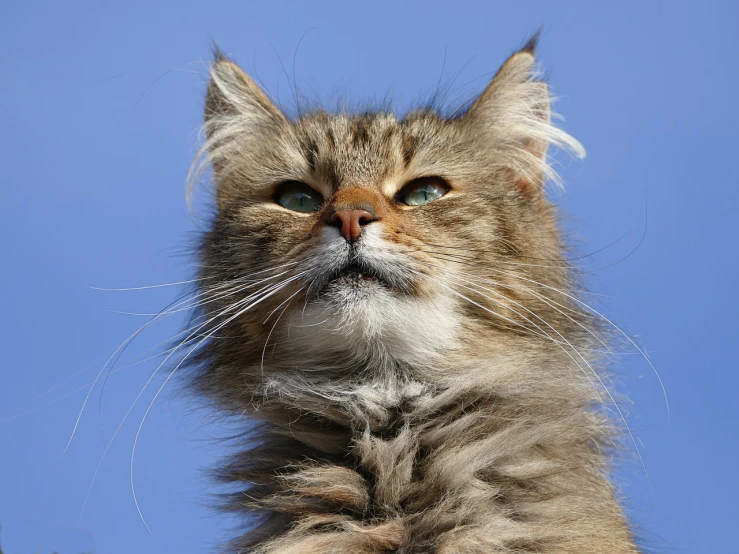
[[330, 263, 385, 286], [306, 254, 411, 299], [314, 261, 407, 297]]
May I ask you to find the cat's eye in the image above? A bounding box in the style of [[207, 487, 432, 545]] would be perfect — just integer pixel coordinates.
[[396, 177, 449, 206], [275, 181, 324, 213]]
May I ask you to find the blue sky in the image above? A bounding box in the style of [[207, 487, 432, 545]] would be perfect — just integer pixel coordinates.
[[1, 1, 737, 552]]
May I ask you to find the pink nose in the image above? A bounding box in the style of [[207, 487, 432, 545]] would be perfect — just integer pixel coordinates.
[[330, 209, 377, 242]]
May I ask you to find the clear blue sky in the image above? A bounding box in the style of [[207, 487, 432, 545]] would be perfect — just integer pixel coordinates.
[[1, 1, 736, 552]]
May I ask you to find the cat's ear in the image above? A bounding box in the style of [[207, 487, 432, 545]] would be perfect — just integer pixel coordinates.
[[191, 47, 291, 207], [204, 46, 285, 126], [461, 36, 584, 194]]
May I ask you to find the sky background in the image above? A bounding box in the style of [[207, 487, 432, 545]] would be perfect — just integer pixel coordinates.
[[1, 1, 737, 552]]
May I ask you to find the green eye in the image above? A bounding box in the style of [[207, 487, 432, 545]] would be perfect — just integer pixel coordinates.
[[397, 177, 449, 206], [276, 181, 323, 213]]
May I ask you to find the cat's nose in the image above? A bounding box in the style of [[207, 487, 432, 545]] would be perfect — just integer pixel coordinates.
[[329, 209, 377, 242]]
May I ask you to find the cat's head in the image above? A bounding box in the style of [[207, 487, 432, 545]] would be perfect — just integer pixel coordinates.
[[191, 39, 585, 403]]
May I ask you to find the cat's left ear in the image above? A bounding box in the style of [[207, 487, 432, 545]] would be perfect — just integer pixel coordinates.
[[461, 36, 584, 194]]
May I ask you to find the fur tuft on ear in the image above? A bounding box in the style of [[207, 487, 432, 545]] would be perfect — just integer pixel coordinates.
[[210, 41, 229, 63], [461, 36, 584, 194], [520, 29, 541, 55]]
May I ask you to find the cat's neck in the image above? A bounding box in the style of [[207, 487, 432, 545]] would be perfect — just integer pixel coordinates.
[[220, 349, 638, 553]]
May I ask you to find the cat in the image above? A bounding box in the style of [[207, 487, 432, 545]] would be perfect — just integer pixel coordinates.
[[184, 35, 642, 553]]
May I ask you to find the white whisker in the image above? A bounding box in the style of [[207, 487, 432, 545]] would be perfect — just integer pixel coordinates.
[[65, 265, 301, 455], [86, 278, 207, 291], [261, 286, 305, 378], [127, 270, 306, 533], [410, 267, 653, 492], [481, 264, 669, 421]]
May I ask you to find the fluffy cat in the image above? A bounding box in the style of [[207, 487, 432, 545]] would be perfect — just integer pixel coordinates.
[[186, 36, 641, 553]]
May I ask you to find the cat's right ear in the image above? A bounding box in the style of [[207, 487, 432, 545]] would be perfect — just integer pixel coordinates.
[[193, 47, 290, 207], [204, 47, 286, 127]]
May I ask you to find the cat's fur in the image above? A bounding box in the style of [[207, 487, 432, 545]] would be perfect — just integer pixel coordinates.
[[187, 37, 640, 553]]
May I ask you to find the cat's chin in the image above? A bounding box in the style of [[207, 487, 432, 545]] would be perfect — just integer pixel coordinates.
[[283, 285, 460, 368]]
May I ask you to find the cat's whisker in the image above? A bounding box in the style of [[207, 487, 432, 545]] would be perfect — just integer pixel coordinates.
[[261, 274, 309, 325], [169, 262, 305, 312], [418, 240, 608, 270], [82, 282, 282, 513], [417, 265, 582, 350], [86, 277, 208, 292], [415, 249, 590, 294], [432, 271, 609, 391], [407, 269, 550, 343], [420, 247, 597, 278], [75, 265, 303, 506], [417, 262, 591, 350], [79, 264, 301, 439], [447, 278, 607, 397], [96, 259, 300, 296], [470, 264, 669, 420], [152, 270, 296, 318], [1, 381, 93, 423], [128, 272, 303, 534], [419, 259, 616, 357], [417, 250, 618, 341], [3, 319, 214, 425], [93, 272, 297, 444], [261, 287, 306, 379], [63, 289, 204, 456], [412, 268, 652, 489], [85, 269, 303, 516], [417, 249, 668, 418]]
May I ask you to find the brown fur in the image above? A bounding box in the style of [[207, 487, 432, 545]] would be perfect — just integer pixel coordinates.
[[186, 39, 640, 553]]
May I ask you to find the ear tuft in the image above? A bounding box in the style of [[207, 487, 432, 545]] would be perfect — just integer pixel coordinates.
[[210, 41, 229, 63], [520, 30, 541, 55]]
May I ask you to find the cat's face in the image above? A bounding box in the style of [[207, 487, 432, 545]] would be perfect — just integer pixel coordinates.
[[193, 46, 584, 386]]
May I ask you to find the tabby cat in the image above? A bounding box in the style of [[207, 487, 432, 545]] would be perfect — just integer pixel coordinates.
[[186, 36, 641, 553]]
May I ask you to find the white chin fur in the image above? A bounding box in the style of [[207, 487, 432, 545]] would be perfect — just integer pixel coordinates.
[[286, 290, 459, 369], [285, 225, 460, 368]]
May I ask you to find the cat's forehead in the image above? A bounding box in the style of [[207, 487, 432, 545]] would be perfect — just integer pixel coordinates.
[[294, 111, 441, 189]]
